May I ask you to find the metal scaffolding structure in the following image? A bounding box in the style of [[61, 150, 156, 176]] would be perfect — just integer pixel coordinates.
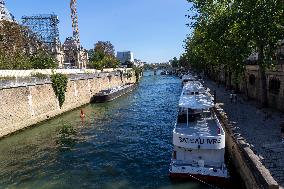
[[0, 0, 14, 22], [21, 14, 60, 51]]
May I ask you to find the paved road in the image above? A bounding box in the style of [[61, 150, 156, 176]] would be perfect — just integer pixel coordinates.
[[205, 79, 284, 188]]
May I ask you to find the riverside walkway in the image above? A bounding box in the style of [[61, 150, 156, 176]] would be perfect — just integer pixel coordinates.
[[205, 79, 284, 188]]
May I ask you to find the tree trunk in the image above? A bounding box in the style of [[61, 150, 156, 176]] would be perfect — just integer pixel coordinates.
[[244, 72, 249, 100], [258, 45, 268, 107], [228, 69, 232, 90]]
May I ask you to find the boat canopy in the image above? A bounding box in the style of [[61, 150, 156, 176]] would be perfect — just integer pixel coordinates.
[[179, 94, 214, 110], [182, 75, 195, 81], [182, 82, 205, 95]]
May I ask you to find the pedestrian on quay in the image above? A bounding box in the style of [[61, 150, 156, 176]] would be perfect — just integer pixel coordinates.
[[280, 121, 284, 144]]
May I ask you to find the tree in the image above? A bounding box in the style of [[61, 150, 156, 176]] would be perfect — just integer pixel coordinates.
[[171, 57, 179, 68], [233, 0, 284, 105], [185, 0, 284, 105], [30, 51, 57, 69], [0, 20, 57, 70], [94, 41, 115, 57], [89, 41, 119, 69], [179, 54, 189, 69]]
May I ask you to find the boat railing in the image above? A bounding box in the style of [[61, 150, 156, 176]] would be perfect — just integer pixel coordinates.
[[172, 161, 225, 170]]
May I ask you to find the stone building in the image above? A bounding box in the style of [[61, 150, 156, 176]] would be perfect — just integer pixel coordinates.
[[217, 41, 284, 112], [244, 65, 284, 111], [117, 51, 134, 64], [62, 37, 88, 69]]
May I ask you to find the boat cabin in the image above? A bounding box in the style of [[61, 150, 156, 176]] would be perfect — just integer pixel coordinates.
[[182, 75, 196, 85]]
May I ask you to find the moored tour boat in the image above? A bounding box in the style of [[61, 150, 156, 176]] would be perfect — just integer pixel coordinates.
[[181, 74, 196, 85], [169, 81, 230, 187]]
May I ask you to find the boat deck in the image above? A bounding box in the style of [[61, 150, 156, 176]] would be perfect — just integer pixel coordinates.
[[175, 119, 221, 137]]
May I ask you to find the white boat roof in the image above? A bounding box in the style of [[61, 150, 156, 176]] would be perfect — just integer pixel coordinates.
[[182, 81, 204, 93], [175, 119, 219, 136], [182, 75, 195, 81], [179, 94, 214, 110]]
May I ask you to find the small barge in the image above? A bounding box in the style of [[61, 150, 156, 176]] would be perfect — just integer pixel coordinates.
[[92, 83, 136, 103]]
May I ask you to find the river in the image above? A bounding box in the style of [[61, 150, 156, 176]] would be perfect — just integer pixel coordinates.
[[0, 72, 237, 189]]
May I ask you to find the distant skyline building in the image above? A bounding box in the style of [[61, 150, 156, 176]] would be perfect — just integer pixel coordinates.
[[0, 0, 15, 22], [117, 51, 134, 64]]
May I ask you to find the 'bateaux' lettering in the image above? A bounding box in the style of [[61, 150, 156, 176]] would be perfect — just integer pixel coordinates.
[[179, 137, 221, 145]]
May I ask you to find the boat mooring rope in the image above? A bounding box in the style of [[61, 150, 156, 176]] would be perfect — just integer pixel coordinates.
[[186, 173, 222, 189]]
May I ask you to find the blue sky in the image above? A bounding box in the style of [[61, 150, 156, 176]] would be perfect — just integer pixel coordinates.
[[7, 0, 191, 63]]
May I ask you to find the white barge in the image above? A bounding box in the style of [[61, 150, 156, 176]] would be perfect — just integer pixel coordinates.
[[169, 82, 230, 186]]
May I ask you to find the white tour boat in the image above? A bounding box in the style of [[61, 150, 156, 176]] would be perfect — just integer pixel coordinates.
[[169, 85, 230, 186], [181, 74, 196, 85]]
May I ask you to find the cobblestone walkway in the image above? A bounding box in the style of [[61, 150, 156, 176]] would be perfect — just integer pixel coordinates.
[[204, 79, 284, 188]]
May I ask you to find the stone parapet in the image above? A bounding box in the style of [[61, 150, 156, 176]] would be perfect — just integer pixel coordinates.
[[215, 105, 279, 189]]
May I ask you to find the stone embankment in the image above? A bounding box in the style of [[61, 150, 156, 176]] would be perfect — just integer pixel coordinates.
[[0, 69, 136, 138], [206, 79, 283, 189]]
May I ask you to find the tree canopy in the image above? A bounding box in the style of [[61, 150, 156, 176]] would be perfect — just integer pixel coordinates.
[[184, 0, 284, 104], [0, 20, 57, 70], [89, 41, 119, 69]]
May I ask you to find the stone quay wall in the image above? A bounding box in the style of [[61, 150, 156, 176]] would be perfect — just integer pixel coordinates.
[[0, 72, 136, 138], [215, 105, 279, 189]]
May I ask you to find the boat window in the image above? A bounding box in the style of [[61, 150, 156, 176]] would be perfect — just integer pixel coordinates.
[[177, 112, 202, 123], [202, 110, 212, 119], [177, 114, 187, 123]]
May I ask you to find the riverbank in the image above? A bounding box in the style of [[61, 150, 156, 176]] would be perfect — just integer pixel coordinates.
[[0, 70, 136, 138], [205, 79, 284, 188]]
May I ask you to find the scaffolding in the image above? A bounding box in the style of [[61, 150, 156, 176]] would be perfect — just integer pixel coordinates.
[[0, 0, 14, 22], [21, 14, 60, 52]]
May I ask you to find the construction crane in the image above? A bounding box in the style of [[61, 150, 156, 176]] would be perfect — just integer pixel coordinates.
[[70, 0, 80, 48], [70, 0, 84, 68]]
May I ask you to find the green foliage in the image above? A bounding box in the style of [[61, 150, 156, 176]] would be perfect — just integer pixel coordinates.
[[0, 21, 58, 70], [125, 61, 134, 68], [30, 51, 57, 69], [184, 0, 284, 74], [133, 67, 143, 83], [89, 55, 119, 69], [94, 41, 115, 57], [51, 73, 68, 108], [89, 41, 119, 69], [185, 0, 284, 105], [171, 57, 179, 68], [0, 51, 32, 70]]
